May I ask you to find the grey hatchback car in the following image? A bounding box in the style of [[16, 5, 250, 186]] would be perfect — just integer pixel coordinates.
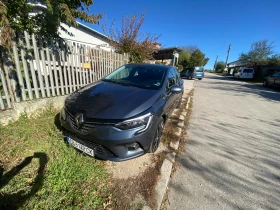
[[263, 72, 280, 88], [60, 64, 183, 161], [180, 67, 204, 80]]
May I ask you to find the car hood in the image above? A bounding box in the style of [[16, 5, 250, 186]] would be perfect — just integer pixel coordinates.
[[65, 81, 162, 119]]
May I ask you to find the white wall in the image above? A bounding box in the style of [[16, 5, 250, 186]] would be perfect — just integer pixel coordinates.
[[29, 5, 112, 51], [58, 23, 112, 51]]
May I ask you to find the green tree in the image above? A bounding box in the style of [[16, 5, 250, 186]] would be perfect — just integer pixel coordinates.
[[215, 61, 225, 72], [104, 12, 161, 63], [176, 64, 183, 71], [202, 57, 209, 66], [0, 0, 102, 48], [189, 49, 209, 67], [180, 45, 198, 54], [239, 39, 275, 65], [267, 54, 280, 66], [178, 50, 191, 68]]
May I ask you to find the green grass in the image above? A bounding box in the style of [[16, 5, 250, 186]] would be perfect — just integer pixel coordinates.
[[0, 109, 109, 210]]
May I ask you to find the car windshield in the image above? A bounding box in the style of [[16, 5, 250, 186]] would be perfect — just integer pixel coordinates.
[[243, 69, 253, 73], [195, 67, 204, 72], [103, 65, 167, 90]]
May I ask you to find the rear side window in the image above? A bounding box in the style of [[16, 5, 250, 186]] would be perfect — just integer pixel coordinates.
[[243, 69, 254, 73]]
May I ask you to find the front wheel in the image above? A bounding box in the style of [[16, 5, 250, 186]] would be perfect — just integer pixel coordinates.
[[176, 97, 182, 108], [149, 117, 164, 153]]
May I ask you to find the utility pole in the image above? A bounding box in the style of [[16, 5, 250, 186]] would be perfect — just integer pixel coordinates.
[[225, 44, 232, 68], [213, 55, 218, 71]]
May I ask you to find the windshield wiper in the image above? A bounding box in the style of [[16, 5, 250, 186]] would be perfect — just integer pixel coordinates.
[[102, 79, 131, 86]]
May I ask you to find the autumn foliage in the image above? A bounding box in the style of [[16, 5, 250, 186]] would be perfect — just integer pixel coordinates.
[[104, 12, 161, 63], [0, 0, 102, 48]]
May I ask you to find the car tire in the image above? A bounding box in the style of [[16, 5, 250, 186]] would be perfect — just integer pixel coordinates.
[[198, 78, 202, 80], [176, 97, 182, 108], [149, 117, 164, 153], [263, 80, 268, 87]]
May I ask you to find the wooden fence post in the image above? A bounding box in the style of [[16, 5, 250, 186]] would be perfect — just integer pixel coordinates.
[[19, 33, 33, 100], [32, 34, 46, 98], [2, 48, 18, 104], [0, 65, 12, 109], [24, 31, 40, 99], [12, 41, 26, 101]]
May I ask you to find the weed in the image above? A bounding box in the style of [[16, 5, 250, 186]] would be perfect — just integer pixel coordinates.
[[0, 110, 109, 210], [109, 153, 164, 210]]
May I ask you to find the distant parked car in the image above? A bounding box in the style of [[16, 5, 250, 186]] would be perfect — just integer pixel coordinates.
[[234, 68, 254, 79], [60, 64, 183, 161], [180, 67, 204, 80], [263, 72, 280, 87]]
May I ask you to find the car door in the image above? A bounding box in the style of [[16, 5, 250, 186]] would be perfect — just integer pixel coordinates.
[[173, 68, 183, 102], [268, 72, 279, 86], [274, 72, 280, 87], [164, 68, 177, 115]]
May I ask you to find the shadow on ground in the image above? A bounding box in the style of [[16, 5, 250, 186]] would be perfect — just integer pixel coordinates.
[[204, 74, 280, 102], [0, 152, 48, 209], [168, 73, 280, 210]]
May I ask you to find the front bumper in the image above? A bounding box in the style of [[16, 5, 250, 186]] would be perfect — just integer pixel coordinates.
[[60, 112, 158, 161]]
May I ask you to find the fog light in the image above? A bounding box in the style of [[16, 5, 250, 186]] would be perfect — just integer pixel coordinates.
[[126, 142, 140, 151]]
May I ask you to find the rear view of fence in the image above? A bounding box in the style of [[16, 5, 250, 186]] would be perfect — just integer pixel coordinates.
[[0, 33, 129, 110]]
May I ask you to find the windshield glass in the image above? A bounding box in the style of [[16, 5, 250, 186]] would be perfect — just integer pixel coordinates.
[[103, 65, 167, 89], [195, 67, 204, 72]]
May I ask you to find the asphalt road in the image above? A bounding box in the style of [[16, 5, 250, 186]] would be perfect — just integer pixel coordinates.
[[166, 73, 280, 210]]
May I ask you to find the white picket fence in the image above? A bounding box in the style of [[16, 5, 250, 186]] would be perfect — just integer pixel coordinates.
[[0, 32, 129, 110]]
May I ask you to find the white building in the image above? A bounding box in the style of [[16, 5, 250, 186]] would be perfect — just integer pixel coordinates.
[[29, 2, 112, 51]]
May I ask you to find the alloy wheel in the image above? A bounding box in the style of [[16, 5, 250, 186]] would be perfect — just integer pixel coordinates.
[[151, 119, 164, 152]]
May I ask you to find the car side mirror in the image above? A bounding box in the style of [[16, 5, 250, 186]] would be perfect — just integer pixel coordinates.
[[170, 86, 183, 94]]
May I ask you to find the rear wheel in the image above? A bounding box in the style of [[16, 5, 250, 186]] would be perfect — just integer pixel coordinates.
[[149, 117, 164, 153]]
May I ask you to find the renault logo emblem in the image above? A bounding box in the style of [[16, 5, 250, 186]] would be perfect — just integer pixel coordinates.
[[75, 113, 84, 127]]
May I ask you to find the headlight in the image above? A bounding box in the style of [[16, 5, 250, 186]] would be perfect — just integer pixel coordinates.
[[115, 113, 153, 133], [60, 107, 66, 120]]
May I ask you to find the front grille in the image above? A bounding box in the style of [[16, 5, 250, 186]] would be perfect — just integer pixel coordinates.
[[67, 112, 97, 134], [63, 130, 117, 158]]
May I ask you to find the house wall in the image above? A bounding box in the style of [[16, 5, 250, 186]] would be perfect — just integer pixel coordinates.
[[30, 5, 112, 51], [58, 23, 112, 51]]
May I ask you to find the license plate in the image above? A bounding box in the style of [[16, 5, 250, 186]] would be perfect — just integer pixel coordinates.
[[70, 139, 94, 157]]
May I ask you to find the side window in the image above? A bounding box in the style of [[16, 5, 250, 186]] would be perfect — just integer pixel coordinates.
[[173, 68, 180, 83], [167, 69, 176, 90]]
